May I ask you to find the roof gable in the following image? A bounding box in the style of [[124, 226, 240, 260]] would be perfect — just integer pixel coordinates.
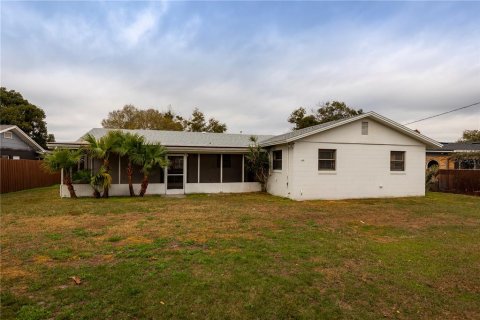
[[0, 125, 46, 153], [261, 112, 442, 148]]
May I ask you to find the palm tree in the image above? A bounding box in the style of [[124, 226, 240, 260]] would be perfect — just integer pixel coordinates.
[[42, 149, 82, 198], [131, 143, 169, 197], [114, 132, 145, 197], [84, 131, 122, 198], [245, 136, 270, 192], [90, 165, 112, 198]]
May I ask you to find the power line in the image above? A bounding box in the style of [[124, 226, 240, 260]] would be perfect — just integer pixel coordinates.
[[403, 101, 480, 126]]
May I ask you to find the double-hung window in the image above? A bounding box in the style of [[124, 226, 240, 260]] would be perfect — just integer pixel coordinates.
[[318, 149, 336, 171], [390, 151, 405, 171], [272, 150, 282, 170]]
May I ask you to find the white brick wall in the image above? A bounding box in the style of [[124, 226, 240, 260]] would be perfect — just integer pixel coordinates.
[[267, 118, 427, 200]]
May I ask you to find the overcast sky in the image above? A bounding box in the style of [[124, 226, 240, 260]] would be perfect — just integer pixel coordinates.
[[1, 1, 479, 141]]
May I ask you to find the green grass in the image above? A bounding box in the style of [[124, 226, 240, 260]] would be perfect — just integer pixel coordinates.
[[1, 186, 479, 319]]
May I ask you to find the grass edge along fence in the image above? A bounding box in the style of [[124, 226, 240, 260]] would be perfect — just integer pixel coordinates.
[[0, 159, 60, 193]]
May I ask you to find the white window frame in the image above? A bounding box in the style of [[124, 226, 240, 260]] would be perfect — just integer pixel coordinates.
[[272, 150, 282, 171], [3, 131, 13, 139]]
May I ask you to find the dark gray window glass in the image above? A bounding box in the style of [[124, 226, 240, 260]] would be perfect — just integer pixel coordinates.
[[390, 151, 405, 171], [272, 150, 282, 170], [318, 149, 336, 171]]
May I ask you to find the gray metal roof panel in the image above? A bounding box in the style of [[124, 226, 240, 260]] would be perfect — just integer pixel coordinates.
[[81, 128, 275, 148]]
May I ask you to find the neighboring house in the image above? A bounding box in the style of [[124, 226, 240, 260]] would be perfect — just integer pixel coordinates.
[[426, 142, 480, 170], [49, 112, 441, 200], [0, 125, 46, 160]]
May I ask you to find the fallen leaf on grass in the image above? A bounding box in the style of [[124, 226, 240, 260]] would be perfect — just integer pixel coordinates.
[[70, 276, 81, 285]]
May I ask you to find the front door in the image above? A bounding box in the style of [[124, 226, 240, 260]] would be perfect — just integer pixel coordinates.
[[166, 155, 184, 194]]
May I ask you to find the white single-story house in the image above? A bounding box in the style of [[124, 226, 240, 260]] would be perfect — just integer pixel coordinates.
[[49, 112, 442, 200]]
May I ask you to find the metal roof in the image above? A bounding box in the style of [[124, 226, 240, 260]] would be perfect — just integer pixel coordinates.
[[81, 128, 274, 149]]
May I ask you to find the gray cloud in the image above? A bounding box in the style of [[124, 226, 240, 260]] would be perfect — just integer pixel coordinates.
[[1, 3, 479, 141]]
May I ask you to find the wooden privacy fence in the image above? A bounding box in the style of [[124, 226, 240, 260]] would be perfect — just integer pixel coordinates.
[[436, 169, 480, 196], [0, 159, 60, 193]]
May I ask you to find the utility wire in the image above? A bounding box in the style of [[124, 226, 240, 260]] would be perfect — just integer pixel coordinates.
[[403, 101, 480, 125]]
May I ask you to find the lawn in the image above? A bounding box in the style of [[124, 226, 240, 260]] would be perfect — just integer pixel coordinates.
[[1, 187, 479, 319]]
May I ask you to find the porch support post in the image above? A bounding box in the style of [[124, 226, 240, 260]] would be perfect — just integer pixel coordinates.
[[220, 154, 223, 183], [242, 154, 245, 183], [118, 156, 121, 184], [197, 154, 200, 183]]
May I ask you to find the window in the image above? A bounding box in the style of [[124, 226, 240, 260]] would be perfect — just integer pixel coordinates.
[[318, 149, 336, 170], [4, 132, 13, 139], [390, 151, 405, 171], [361, 121, 368, 135], [272, 150, 282, 170], [12, 156, 20, 160]]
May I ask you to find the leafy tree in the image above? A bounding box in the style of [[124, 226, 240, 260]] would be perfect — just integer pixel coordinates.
[[131, 143, 169, 197], [0, 87, 54, 147], [245, 136, 270, 192], [83, 131, 123, 198], [287, 107, 319, 130], [42, 149, 82, 198], [114, 132, 146, 197], [206, 118, 227, 133], [288, 101, 363, 130], [101, 105, 184, 131], [458, 130, 480, 142], [183, 108, 227, 133], [102, 105, 227, 133]]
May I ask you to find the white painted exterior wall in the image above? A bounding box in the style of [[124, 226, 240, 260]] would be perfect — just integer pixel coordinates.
[[61, 182, 261, 197], [267, 118, 427, 200], [266, 144, 292, 198]]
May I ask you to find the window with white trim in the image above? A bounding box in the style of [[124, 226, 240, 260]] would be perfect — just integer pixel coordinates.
[[318, 149, 336, 171], [3, 132, 13, 139], [390, 151, 405, 171], [272, 150, 282, 170]]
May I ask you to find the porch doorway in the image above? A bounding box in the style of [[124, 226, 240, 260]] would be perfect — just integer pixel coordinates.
[[167, 155, 184, 194]]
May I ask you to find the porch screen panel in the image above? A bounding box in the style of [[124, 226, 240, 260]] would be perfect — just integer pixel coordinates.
[[244, 157, 258, 182], [109, 154, 120, 184], [200, 154, 221, 183], [222, 154, 243, 182], [149, 167, 164, 183], [121, 156, 164, 184], [187, 154, 198, 183]]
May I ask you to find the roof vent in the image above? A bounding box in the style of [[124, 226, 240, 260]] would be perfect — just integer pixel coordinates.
[[202, 131, 206, 134]]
